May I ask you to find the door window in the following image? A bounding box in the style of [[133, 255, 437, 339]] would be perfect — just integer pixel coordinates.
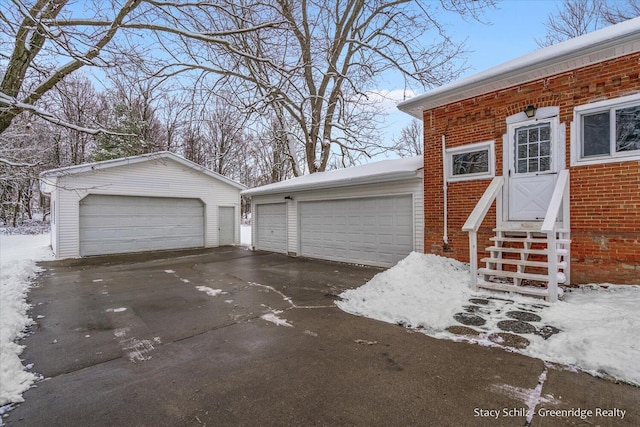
[[515, 123, 552, 174]]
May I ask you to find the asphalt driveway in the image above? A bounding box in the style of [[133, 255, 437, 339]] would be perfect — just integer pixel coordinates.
[[7, 247, 640, 426]]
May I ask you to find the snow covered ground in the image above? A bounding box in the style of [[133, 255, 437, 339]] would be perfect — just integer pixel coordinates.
[[338, 252, 640, 386], [240, 224, 251, 247], [0, 233, 53, 407]]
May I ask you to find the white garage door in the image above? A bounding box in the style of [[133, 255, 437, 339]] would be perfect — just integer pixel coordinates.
[[299, 196, 413, 267], [255, 203, 287, 253], [79, 195, 204, 256]]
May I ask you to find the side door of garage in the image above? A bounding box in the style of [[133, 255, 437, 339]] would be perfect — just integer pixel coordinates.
[[218, 206, 235, 246], [255, 203, 287, 253]]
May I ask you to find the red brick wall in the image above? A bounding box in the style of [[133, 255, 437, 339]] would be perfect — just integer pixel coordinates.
[[423, 52, 640, 284]]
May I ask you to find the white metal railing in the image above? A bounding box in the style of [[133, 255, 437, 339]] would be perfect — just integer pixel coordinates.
[[540, 169, 570, 303], [462, 176, 504, 291]]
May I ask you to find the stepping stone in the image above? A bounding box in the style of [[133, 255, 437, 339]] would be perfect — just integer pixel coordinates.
[[446, 325, 480, 336], [506, 311, 542, 322], [487, 296, 514, 303], [497, 320, 537, 334], [463, 305, 486, 313], [454, 312, 486, 326], [469, 298, 489, 305], [489, 332, 530, 349], [528, 304, 549, 310], [536, 325, 561, 339]]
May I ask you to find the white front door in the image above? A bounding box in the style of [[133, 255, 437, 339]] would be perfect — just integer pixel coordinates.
[[506, 117, 561, 221]]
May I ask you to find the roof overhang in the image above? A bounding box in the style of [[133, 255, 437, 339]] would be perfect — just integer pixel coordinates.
[[241, 156, 423, 197], [398, 17, 640, 118], [39, 151, 247, 195]]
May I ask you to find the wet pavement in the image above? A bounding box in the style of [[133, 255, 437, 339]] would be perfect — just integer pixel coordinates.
[[5, 247, 640, 426]]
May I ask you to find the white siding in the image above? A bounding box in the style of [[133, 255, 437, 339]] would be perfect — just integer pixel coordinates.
[[52, 158, 241, 258], [250, 175, 424, 260], [50, 184, 58, 255]]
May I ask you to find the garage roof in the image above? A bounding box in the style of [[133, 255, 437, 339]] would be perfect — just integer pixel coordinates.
[[398, 17, 640, 118], [242, 155, 423, 196], [39, 151, 246, 193]]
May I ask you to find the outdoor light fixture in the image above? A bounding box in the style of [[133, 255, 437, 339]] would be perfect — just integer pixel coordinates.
[[524, 105, 537, 118], [284, 196, 292, 200]]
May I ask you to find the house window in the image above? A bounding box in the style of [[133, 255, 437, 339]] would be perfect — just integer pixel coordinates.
[[572, 93, 640, 165], [446, 141, 495, 182]]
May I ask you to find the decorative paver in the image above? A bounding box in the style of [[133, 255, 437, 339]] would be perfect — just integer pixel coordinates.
[[497, 320, 537, 334], [488, 333, 530, 349], [446, 294, 561, 352], [445, 325, 480, 336], [462, 305, 487, 314], [487, 296, 514, 303], [536, 325, 561, 339], [506, 311, 542, 322], [453, 312, 486, 326]]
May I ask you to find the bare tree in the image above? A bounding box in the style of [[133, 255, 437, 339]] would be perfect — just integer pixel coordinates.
[[392, 119, 423, 157], [537, 0, 639, 47], [159, 0, 495, 175], [0, 0, 280, 147], [537, 0, 604, 47], [48, 74, 102, 165], [601, 0, 640, 23]]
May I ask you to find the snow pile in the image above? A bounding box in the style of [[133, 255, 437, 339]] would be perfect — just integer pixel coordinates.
[[338, 252, 640, 386], [0, 234, 53, 405], [337, 253, 472, 333]]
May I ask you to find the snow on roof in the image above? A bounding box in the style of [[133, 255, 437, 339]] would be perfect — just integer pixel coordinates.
[[241, 155, 423, 196], [39, 151, 246, 193], [398, 17, 640, 118]]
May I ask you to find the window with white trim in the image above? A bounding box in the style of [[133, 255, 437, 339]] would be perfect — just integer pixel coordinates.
[[572, 93, 640, 165], [446, 140, 495, 182]]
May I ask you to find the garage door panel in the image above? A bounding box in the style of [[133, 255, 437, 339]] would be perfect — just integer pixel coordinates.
[[80, 195, 204, 256], [256, 203, 287, 253], [299, 195, 413, 267]]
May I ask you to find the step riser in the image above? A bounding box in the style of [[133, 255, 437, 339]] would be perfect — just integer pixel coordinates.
[[476, 230, 571, 294]]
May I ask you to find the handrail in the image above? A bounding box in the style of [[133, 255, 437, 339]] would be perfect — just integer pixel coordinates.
[[462, 176, 504, 232], [462, 176, 503, 291], [541, 170, 570, 232]]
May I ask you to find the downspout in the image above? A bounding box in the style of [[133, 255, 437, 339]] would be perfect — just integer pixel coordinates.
[[442, 135, 449, 250]]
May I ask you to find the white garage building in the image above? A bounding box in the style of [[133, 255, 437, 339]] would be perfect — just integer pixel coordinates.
[[242, 156, 424, 268], [40, 151, 245, 259]]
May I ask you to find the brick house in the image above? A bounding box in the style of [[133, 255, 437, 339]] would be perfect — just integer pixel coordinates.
[[398, 18, 640, 301]]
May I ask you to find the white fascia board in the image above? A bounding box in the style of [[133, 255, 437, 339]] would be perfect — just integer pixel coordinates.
[[39, 151, 247, 190], [241, 169, 422, 196], [398, 17, 640, 118]]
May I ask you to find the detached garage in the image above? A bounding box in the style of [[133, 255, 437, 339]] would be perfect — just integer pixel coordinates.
[[242, 156, 423, 268], [40, 152, 246, 258]]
